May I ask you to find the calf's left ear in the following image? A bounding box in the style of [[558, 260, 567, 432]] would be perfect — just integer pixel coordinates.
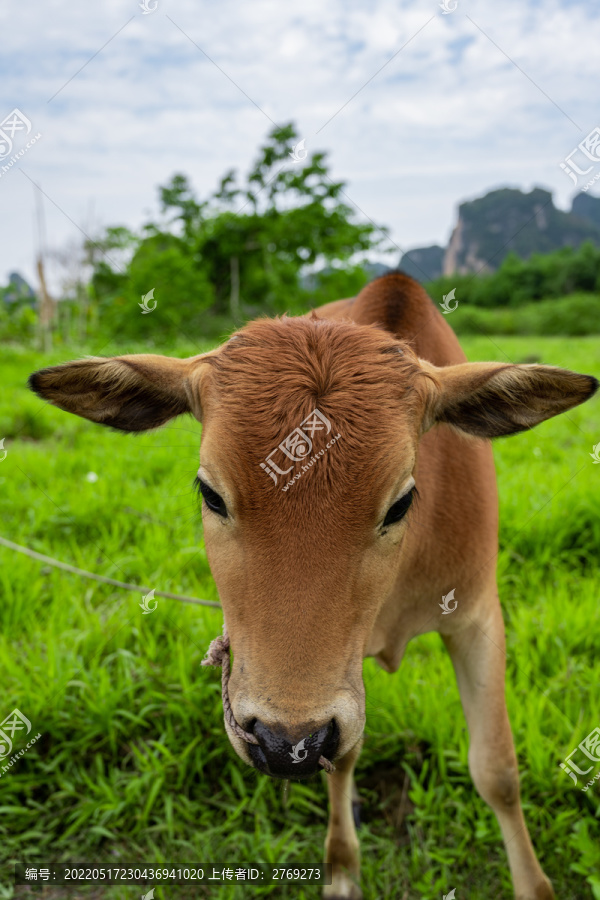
[[420, 361, 598, 438], [28, 353, 212, 432]]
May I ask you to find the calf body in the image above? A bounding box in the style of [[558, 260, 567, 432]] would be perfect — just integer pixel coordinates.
[[312, 277, 556, 899], [30, 273, 597, 899]]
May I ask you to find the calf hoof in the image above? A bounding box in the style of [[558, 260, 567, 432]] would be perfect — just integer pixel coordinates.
[[323, 871, 362, 900]]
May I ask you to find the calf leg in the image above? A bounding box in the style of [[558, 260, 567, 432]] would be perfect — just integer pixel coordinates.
[[443, 599, 554, 900], [323, 738, 363, 900]]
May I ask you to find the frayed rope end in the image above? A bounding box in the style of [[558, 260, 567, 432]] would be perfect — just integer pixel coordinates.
[[202, 631, 230, 667]]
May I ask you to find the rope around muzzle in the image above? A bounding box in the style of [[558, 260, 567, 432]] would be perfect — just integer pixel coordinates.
[[202, 629, 335, 774]]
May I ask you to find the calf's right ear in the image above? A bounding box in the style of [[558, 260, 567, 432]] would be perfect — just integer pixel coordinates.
[[420, 360, 598, 438], [28, 352, 214, 432]]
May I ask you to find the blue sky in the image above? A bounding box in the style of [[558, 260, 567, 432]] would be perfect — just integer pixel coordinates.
[[1, 0, 599, 291]]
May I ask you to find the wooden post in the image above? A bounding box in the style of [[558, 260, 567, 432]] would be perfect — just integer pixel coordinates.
[[37, 255, 55, 353], [230, 255, 240, 323], [34, 184, 56, 352]]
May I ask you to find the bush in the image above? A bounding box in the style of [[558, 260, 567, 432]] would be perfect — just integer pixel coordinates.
[[451, 292, 600, 336], [94, 232, 216, 343], [0, 302, 37, 342], [425, 242, 600, 309]]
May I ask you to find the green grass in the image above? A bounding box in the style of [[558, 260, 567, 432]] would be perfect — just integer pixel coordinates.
[[1, 335, 599, 899]]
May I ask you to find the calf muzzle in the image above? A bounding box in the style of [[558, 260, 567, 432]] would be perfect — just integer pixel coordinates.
[[247, 718, 339, 778]]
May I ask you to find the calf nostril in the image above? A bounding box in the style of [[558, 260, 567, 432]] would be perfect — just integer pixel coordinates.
[[248, 742, 268, 770], [321, 718, 339, 760]]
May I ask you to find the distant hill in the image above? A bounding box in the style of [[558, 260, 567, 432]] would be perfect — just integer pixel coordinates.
[[2, 272, 36, 304], [399, 188, 600, 279], [573, 192, 600, 231], [396, 245, 444, 282]]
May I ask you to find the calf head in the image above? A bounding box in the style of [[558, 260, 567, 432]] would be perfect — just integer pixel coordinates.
[[30, 316, 597, 777]]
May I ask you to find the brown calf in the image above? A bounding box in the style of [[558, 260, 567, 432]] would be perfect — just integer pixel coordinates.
[[30, 273, 597, 899]]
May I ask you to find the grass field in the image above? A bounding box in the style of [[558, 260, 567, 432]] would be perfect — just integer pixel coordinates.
[[1, 333, 599, 899]]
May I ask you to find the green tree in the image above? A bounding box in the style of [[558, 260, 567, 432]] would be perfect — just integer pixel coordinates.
[[92, 123, 386, 338]]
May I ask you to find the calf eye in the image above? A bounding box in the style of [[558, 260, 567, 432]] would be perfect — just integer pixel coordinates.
[[383, 488, 414, 527], [195, 476, 227, 518]]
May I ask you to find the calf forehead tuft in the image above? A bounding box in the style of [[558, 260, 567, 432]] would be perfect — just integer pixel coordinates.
[[203, 317, 423, 494], [211, 317, 420, 412]]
